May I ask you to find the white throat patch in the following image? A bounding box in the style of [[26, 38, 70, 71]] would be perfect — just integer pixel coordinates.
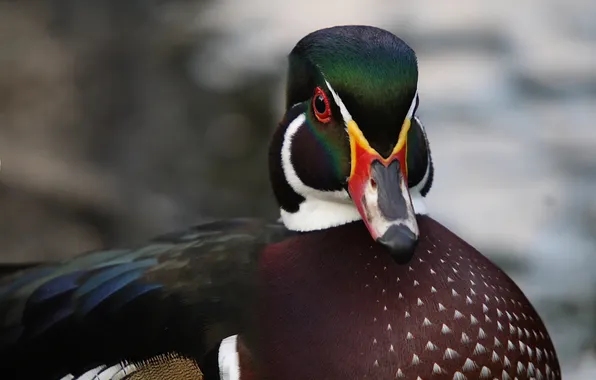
[[280, 112, 361, 231]]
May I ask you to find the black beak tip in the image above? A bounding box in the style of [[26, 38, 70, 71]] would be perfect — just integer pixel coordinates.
[[377, 225, 418, 264]]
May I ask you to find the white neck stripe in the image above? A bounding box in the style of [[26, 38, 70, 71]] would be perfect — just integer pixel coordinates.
[[324, 79, 352, 124], [406, 91, 419, 120]]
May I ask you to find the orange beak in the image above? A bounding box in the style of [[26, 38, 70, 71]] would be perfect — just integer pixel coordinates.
[[347, 118, 419, 263]]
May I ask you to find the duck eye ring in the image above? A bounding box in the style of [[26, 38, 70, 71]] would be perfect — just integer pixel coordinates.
[[313, 87, 331, 123]]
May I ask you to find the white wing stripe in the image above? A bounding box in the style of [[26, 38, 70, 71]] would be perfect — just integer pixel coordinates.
[[60, 362, 137, 380]]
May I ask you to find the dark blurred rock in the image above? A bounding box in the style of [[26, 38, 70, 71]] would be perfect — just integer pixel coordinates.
[[0, 0, 279, 262]]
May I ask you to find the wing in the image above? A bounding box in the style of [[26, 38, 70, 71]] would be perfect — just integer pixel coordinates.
[[0, 219, 290, 379]]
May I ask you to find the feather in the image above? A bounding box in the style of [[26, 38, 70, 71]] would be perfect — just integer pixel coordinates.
[[75, 259, 157, 299], [0, 219, 287, 379]]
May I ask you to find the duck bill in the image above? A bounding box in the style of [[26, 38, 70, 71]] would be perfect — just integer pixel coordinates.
[[346, 119, 419, 263]]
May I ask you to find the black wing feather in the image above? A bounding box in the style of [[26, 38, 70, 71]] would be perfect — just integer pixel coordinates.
[[0, 218, 288, 379]]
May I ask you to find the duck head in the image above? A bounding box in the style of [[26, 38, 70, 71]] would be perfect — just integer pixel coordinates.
[[269, 25, 433, 263]]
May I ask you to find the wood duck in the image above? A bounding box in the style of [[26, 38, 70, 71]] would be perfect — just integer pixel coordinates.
[[0, 25, 561, 380]]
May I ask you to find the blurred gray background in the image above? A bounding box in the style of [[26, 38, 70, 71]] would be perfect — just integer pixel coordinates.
[[1, 0, 595, 377]]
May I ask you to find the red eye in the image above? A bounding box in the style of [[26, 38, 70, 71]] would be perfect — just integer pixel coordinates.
[[312, 87, 331, 123]]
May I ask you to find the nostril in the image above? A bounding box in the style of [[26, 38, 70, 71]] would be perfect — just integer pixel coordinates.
[[370, 178, 377, 190]]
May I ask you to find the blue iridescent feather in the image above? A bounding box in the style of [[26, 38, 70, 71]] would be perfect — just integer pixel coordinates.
[[28, 271, 85, 305], [75, 258, 157, 299], [76, 268, 147, 316]]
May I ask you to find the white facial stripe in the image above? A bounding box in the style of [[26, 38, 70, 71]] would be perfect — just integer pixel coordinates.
[[219, 335, 240, 380], [281, 113, 314, 198], [324, 79, 352, 123], [326, 79, 418, 125], [281, 112, 351, 203], [405, 91, 419, 120], [409, 116, 432, 198]]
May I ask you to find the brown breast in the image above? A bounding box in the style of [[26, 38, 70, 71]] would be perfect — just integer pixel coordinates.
[[260, 215, 561, 380]]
